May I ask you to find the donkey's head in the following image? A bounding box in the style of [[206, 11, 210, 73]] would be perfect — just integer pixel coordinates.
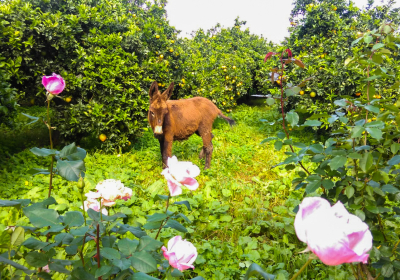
[[148, 81, 174, 137]]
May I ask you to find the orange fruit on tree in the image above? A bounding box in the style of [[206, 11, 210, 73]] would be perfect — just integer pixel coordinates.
[[65, 97, 72, 103], [355, 92, 361, 96], [299, 90, 305, 95], [99, 134, 107, 142], [310, 92, 316, 98]]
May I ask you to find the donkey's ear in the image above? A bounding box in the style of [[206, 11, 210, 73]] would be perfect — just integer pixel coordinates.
[[162, 82, 174, 100], [149, 81, 159, 99]]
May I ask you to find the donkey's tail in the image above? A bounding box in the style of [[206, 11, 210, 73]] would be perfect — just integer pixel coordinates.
[[218, 111, 236, 126]]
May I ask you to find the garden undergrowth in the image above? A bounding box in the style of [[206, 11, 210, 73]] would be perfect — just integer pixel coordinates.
[[0, 104, 354, 279]]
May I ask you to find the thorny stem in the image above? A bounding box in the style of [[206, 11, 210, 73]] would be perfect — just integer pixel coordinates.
[[155, 195, 171, 240], [278, 51, 311, 176], [289, 257, 313, 280], [350, 263, 359, 280], [96, 224, 102, 280], [377, 214, 387, 242], [79, 233, 87, 267], [81, 192, 87, 226], [46, 98, 55, 198]]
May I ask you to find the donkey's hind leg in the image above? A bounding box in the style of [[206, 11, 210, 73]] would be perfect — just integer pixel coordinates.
[[199, 129, 213, 169]]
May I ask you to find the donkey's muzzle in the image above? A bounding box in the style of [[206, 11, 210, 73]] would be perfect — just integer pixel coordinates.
[[154, 125, 163, 135]]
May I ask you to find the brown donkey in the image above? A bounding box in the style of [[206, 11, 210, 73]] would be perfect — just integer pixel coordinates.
[[148, 81, 235, 169]]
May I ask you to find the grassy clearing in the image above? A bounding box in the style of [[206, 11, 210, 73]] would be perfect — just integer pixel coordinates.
[[0, 103, 354, 279]]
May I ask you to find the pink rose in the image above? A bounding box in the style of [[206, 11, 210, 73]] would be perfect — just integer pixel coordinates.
[[42, 265, 50, 273], [42, 73, 65, 95], [161, 156, 200, 196], [82, 199, 108, 215], [161, 236, 197, 271], [294, 197, 373, 266]]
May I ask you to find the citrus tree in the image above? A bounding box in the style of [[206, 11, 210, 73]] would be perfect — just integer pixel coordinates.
[[0, 0, 183, 151]]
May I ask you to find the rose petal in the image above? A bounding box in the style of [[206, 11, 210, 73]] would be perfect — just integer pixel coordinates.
[[180, 177, 199, 191]]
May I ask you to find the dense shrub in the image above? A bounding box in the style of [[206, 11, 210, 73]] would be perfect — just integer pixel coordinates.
[[256, 0, 400, 128]]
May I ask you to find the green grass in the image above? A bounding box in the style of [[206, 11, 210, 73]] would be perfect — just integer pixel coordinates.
[[0, 103, 355, 280]]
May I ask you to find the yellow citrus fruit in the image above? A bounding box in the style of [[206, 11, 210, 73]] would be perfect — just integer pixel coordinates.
[[380, 108, 384, 111], [232, 66, 236, 69], [367, 119, 372, 123], [372, 117, 376, 121], [310, 92, 316, 98], [355, 92, 361, 96], [230, 97, 234, 100], [99, 134, 107, 142], [226, 76, 229, 80], [222, 102, 226, 105], [299, 90, 305, 95], [25, 181, 29, 186], [276, 80, 281, 85], [159, 54, 163, 59], [158, 83, 162, 86], [377, 95, 382, 99], [156, 35, 160, 39], [132, 14, 136, 17], [333, 6, 337, 11], [65, 97, 72, 103], [128, 141, 131, 146], [171, 40, 175, 43], [181, 78, 185, 83], [169, 49, 173, 52]]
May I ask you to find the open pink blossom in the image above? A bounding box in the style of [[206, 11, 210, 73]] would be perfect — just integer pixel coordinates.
[[82, 199, 108, 215], [161, 156, 200, 196], [95, 179, 132, 202], [42, 73, 65, 95], [42, 265, 50, 273], [294, 197, 372, 266], [161, 236, 197, 271]]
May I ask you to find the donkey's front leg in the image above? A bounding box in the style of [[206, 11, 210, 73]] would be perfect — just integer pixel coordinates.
[[162, 138, 173, 169]]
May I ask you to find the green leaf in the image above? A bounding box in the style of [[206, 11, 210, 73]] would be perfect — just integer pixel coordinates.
[[118, 238, 139, 255], [23, 208, 60, 227], [388, 155, 400, 165], [0, 199, 30, 207], [10, 227, 24, 248], [306, 180, 321, 193], [87, 208, 100, 221], [22, 237, 49, 250], [286, 111, 299, 127], [348, 152, 362, 159], [63, 211, 84, 227], [382, 184, 400, 194], [244, 263, 275, 280], [101, 247, 121, 260], [329, 156, 347, 170], [364, 36, 373, 44], [371, 43, 385, 51], [132, 272, 159, 280], [261, 137, 278, 144], [55, 233, 74, 245], [303, 120, 322, 127], [164, 220, 187, 233], [30, 147, 57, 157], [322, 180, 334, 190], [21, 113, 40, 125], [266, 98, 275, 105], [49, 262, 71, 274], [138, 236, 163, 252], [345, 186, 355, 199], [173, 200, 192, 211], [146, 213, 168, 223], [274, 141, 283, 151], [95, 265, 112, 278], [285, 86, 301, 97], [366, 127, 382, 140], [351, 126, 364, 138], [25, 251, 49, 267], [360, 153, 373, 172], [0, 256, 35, 274], [365, 105, 380, 113], [59, 143, 78, 159], [112, 258, 131, 271], [131, 251, 158, 273], [57, 159, 86, 182]]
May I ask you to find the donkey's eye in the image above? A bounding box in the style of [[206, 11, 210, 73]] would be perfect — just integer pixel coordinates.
[[151, 112, 155, 117]]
